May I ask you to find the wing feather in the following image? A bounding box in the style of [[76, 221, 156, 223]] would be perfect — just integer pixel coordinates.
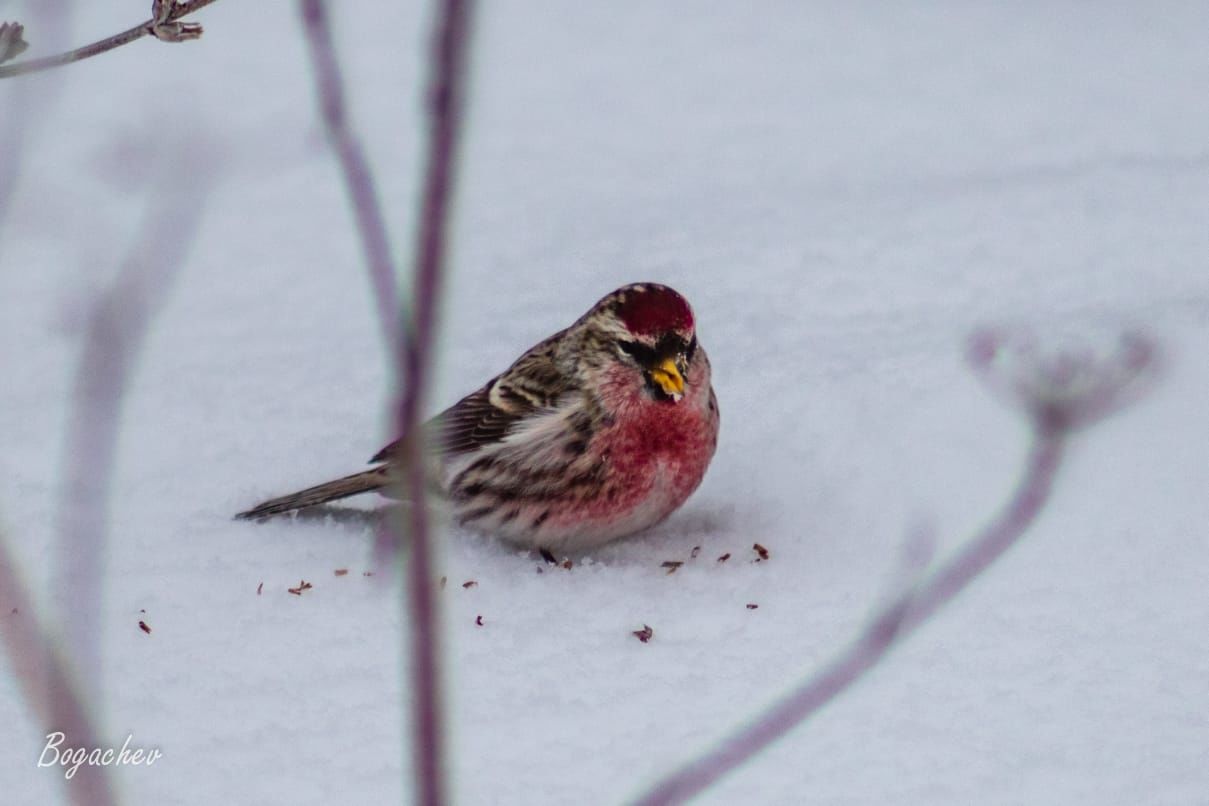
[[369, 330, 574, 464]]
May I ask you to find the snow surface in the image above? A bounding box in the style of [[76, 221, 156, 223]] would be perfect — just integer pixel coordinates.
[[3, 2, 1209, 804]]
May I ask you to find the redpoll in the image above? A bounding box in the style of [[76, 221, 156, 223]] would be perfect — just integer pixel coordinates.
[[236, 283, 719, 551]]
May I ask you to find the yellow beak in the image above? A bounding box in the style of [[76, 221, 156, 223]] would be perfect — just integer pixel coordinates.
[[649, 358, 685, 400]]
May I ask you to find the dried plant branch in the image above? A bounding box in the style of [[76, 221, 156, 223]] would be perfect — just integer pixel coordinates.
[[57, 148, 217, 699], [149, 0, 203, 42], [632, 329, 1157, 806], [0, 22, 29, 64], [0, 0, 217, 78], [393, 2, 475, 805], [0, 526, 117, 806], [297, 3, 475, 802], [298, 0, 400, 353], [633, 435, 1066, 806]]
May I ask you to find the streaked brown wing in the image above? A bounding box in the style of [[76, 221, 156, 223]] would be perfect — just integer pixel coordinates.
[[369, 329, 571, 465], [434, 381, 536, 455], [369, 379, 541, 464]]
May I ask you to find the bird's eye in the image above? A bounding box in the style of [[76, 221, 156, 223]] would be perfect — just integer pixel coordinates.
[[618, 340, 656, 365], [684, 335, 698, 363]]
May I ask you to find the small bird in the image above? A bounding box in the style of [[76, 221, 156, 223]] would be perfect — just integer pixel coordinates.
[[236, 283, 719, 552]]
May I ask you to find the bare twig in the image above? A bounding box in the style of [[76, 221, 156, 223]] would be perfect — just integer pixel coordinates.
[[632, 434, 1066, 806], [57, 145, 217, 700], [632, 329, 1156, 806], [149, 0, 203, 42], [297, 6, 475, 803], [0, 22, 29, 64], [298, 0, 400, 352], [0, 526, 117, 806], [0, 0, 218, 78], [391, 2, 475, 805]]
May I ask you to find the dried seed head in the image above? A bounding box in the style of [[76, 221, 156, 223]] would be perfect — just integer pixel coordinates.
[[968, 325, 1158, 434], [0, 21, 29, 64]]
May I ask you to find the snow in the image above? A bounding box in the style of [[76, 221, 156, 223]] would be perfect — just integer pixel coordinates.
[[2, 1, 1209, 804]]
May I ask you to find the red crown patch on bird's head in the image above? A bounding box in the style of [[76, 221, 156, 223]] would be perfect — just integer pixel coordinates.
[[612, 284, 694, 337]]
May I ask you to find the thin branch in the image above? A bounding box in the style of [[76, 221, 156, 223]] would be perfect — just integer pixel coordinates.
[[394, 2, 475, 805], [632, 329, 1157, 806], [904, 438, 1063, 626], [0, 22, 29, 64], [0, 0, 218, 79], [298, 0, 400, 353], [56, 148, 217, 702], [0, 526, 117, 806], [632, 434, 1066, 806]]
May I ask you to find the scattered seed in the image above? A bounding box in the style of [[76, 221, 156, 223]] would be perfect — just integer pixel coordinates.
[[690, 546, 701, 559], [746, 603, 759, 610], [632, 624, 654, 643], [256, 582, 263, 596], [138, 620, 152, 634], [753, 543, 770, 561], [536, 566, 544, 574], [717, 553, 731, 563], [462, 580, 477, 589], [288, 580, 313, 595], [362, 571, 374, 577], [475, 615, 484, 627], [661, 561, 684, 575], [334, 568, 349, 577]]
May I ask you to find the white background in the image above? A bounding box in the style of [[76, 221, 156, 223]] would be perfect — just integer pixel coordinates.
[[2, 2, 1207, 804]]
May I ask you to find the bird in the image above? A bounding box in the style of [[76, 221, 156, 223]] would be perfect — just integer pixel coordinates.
[[235, 283, 719, 552]]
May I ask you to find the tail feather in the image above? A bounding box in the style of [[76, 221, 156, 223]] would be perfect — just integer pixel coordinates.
[[235, 468, 390, 520]]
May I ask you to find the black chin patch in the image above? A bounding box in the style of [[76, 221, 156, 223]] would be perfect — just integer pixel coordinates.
[[645, 375, 679, 403]]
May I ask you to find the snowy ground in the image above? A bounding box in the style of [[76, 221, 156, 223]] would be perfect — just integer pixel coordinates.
[[2, 2, 1208, 804]]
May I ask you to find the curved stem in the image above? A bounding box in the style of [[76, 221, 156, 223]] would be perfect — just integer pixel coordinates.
[[396, 2, 475, 805], [0, 0, 221, 78], [0, 528, 117, 806], [298, 0, 400, 354], [632, 433, 1067, 806]]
